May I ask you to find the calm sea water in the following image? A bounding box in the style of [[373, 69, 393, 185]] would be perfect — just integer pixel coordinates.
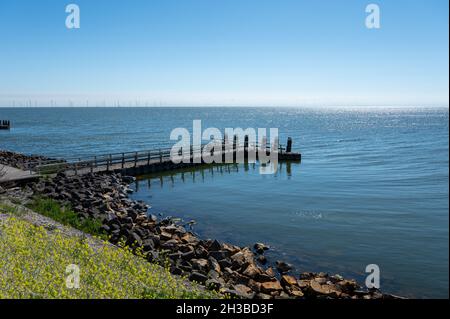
[[0, 107, 448, 298]]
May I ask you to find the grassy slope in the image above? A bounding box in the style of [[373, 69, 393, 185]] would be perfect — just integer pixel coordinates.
[[26, 197, 106, 238], [0, 207, 218, 299]]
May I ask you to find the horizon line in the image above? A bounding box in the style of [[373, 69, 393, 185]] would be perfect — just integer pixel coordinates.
[[1, 105, 449, 109]]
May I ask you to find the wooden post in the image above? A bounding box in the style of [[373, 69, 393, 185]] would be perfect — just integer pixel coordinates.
[[286, 137, 292, 153], [223, 134, 227, 152], [159, 149, 162, 163], [147, 152, 150, 165], [122, 153, 125, 168], [233, 135, 237, 151], [106, 156, 110, 171], [261, 136, 267, 154], [244, 135, 249, 148], [134, 152, 138, 167], [273, 137, 279, 154]]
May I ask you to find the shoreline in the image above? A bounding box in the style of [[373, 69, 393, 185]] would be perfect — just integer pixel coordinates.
[[1, 150, 402, 299]]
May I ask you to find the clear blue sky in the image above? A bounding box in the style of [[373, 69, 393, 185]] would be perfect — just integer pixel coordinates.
[[0, 0, 448, 107]]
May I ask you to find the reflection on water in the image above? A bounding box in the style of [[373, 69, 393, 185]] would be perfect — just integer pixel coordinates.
[[134, 161, 295, 193]]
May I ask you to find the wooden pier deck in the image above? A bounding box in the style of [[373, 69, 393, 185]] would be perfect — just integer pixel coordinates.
[[0, 165, 39, 185], [2, 137, 301, 183]]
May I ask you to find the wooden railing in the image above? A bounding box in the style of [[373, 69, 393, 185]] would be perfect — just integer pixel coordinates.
[[31, 141, 286, 175]]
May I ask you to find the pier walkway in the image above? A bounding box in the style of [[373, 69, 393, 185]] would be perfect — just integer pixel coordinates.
[[0, 165, 39, 185], [1, 138, 301, 183]]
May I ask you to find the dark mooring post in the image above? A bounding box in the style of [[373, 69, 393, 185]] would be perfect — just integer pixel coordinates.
[[223, 133, 228, 151], [233, 135, 237, 151], [286, 137, 292, 153], [244, 135, 249, 149]]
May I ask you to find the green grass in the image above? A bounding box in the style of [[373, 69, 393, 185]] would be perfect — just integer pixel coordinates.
[[26, 197, 105, 239], [0, 202, 24, 216], [36, 163, 67, 175], [0, 216, 217, 299]]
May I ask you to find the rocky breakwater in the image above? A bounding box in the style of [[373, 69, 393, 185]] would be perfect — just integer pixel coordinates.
[[0, 150, 58, 170], [30, 172, 398, 299]]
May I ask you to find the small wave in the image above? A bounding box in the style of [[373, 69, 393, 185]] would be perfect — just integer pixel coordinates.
[[295, 210, 324, 219], [336, 138, 363, 143]]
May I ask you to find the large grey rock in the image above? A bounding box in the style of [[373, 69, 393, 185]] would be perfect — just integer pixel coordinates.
[[189, 272, 208, 284]]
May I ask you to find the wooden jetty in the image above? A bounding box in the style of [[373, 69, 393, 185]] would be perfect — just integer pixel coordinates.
[[0, 120, 11, 130], [18, 136, 301, 178]]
